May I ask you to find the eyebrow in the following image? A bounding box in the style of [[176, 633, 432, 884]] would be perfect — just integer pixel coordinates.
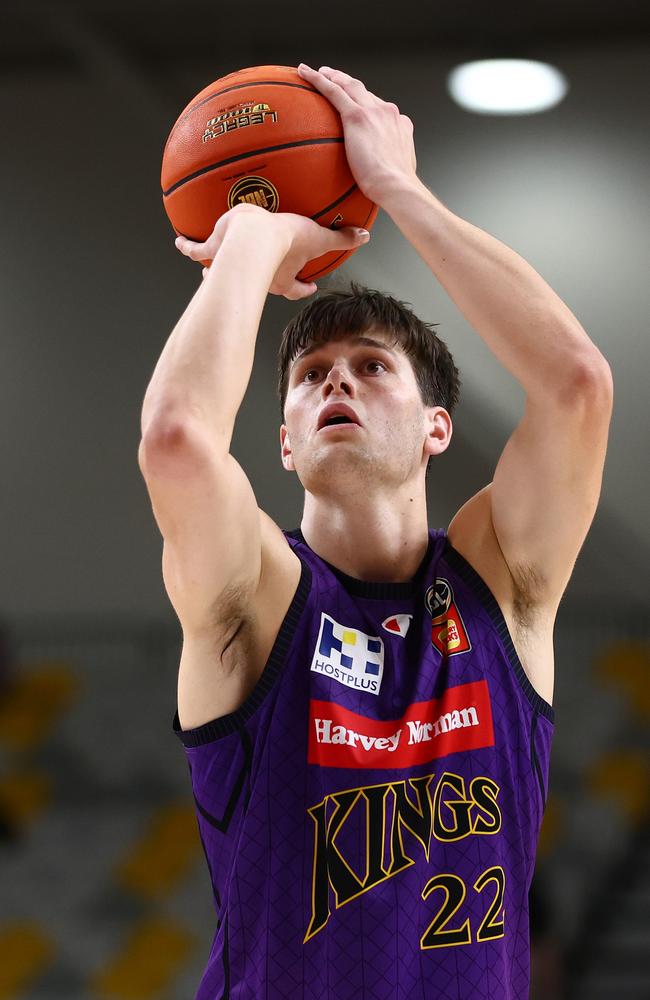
[[292, 336, 399, 369]]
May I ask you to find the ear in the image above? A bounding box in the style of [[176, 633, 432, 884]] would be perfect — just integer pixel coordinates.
[[423, 406, 453, 460], [280, 424, 295, 472]]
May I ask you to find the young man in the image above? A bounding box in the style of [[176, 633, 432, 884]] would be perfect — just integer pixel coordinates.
[[139, 65, 612, 999]]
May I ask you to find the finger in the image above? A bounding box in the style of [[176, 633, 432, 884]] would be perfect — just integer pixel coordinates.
[[312, 225, 370, 256], [285, 280, 318, 301], [334, 226, 371, 248], [175, 235, 206, 261], [317, 65, 382, 107], [318, 65, 402, 115], [297, 63, 360, 114]]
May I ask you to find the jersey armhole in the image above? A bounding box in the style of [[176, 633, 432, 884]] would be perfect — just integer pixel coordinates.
[[173, 554, 313, 747], [442, 538, 555, 724]]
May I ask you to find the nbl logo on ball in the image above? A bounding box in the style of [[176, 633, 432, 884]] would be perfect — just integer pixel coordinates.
[[227, 175, 279, 211], [227, 175, 280, 212]]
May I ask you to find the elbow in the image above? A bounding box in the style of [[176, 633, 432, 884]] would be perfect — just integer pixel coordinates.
[[139, 420, 200, 479], [139, 418, 228, 478], [561, 352, 614, 410], [577, 354, 613, 397], [142, 420, 191, 453]]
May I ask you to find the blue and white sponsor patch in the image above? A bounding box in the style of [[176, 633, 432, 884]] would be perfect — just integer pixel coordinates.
[[310, 613, 384, 695]]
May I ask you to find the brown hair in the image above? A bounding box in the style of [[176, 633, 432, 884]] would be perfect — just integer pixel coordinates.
[[277, 281, 461, 422]]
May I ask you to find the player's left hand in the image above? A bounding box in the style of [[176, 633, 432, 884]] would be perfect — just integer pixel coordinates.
[[297, 64, 418, 206]]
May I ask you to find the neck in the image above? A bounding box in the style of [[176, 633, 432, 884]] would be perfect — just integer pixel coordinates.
[[300, 487, 430, 582]]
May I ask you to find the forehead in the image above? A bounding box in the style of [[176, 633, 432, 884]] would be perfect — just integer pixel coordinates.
[[290, 331, 404, 370]]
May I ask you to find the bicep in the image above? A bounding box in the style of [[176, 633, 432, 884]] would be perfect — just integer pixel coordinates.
[[491, 364, 613, 606], [139, 425, 263, 637]]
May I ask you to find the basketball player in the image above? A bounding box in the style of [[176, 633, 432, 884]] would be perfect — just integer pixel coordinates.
[[139, 65, 613, 998]]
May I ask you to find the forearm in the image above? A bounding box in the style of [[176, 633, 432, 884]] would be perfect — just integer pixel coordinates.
[[381, 177, 609, 398], [141, 218, 290, 452]]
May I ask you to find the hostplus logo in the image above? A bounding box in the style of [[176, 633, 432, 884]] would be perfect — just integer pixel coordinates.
[[310, 614, 384, 695]]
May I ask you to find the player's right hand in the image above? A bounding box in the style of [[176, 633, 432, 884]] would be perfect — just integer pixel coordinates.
[[174, 203, 370, 301], [266, 210, 370, 300]]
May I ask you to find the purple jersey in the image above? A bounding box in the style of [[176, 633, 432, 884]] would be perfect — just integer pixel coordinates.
[[173, 527, 554, 999]]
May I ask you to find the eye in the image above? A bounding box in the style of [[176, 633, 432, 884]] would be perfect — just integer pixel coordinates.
[[301, 358, 387, 383]]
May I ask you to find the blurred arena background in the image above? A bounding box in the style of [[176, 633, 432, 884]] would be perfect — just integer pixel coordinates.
[[0, 0, 649, 997]]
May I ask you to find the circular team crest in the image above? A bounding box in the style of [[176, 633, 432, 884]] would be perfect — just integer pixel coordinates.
[[425, 578, 472, 657], [227, 175, 279, 212], [425, 579, 452, 623]]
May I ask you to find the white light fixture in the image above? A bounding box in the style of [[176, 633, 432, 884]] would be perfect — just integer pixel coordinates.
[[447, 59, 568, 115]]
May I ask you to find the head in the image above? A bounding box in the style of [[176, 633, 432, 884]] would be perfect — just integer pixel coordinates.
[[277, 282, 461, 495]]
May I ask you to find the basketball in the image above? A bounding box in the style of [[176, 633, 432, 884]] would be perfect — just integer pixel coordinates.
[[161, 64, 378, 281]]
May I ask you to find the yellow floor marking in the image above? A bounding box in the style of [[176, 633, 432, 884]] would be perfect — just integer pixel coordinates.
[[0, 923, 55, 998], [92, 918, 194, 998], [595, 641, 650, 719], [588, 750, 650, 823], [0, 663, 78, 751], [0, 770, 50, 824], [117, 803, 201, 899]]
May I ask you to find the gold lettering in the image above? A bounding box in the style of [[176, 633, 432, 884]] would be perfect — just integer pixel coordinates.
[[305, 771, 503, 942], [432, 772, 473, 842]]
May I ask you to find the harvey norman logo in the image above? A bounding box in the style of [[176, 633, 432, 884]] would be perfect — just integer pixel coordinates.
[[310, 613, 384, 695], [308, 680, 495, 769]]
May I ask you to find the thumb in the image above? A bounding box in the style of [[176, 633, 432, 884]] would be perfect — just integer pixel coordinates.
[[175, 235, 206, 261], [343, 226, 371, 245], [284, 280, 319, 301], [324, 225, 371, 250]]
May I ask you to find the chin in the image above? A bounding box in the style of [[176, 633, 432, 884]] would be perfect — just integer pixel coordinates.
[[304, 449, 387, 492]]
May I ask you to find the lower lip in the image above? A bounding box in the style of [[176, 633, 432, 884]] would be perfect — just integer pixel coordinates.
[[318, 423, 361, 433]]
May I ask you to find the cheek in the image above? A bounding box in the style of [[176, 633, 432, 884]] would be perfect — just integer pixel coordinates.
[[284, 409, 309, 444], [382, 392, 418, 422], [382, 401, 425, 442]]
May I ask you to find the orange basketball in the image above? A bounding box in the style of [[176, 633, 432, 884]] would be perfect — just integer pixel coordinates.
[[161, 64, 378, 281]]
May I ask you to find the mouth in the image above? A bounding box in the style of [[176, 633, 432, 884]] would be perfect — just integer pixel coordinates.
[[318, 421, 361, 433], [317, 405, 362, 431]]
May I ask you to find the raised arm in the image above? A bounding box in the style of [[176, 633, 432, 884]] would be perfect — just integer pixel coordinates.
[[379, 178, 613, 606], [299, 63, 613, 643], [139, 205, 368, 728]]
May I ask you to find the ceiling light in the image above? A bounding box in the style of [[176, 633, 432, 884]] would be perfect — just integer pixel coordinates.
[[447, 59, 568, 115]]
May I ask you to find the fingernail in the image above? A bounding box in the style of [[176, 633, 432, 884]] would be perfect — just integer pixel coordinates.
[[357, 228, 370, 241], [298, 63, 311, 71]]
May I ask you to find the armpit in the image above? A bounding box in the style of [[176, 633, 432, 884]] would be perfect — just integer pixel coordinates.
[[206, 579, 258, 657], [511, 562, 548, 630]]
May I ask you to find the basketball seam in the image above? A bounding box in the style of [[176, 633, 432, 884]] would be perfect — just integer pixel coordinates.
[[174, 182, 361, 242], [162, 137, 345, 198], [311, 183, 358, 221], [175, 195, 374, 281], [300, 201, 377, 281]]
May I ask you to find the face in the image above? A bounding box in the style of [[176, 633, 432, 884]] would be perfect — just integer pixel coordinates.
[[280, 329, 450, 496]]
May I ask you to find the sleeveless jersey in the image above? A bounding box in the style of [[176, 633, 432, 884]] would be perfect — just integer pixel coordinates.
[[173, 527, 554, 999]]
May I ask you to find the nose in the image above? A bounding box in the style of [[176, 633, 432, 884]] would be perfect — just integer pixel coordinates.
[[322, 363, 355, 398]]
